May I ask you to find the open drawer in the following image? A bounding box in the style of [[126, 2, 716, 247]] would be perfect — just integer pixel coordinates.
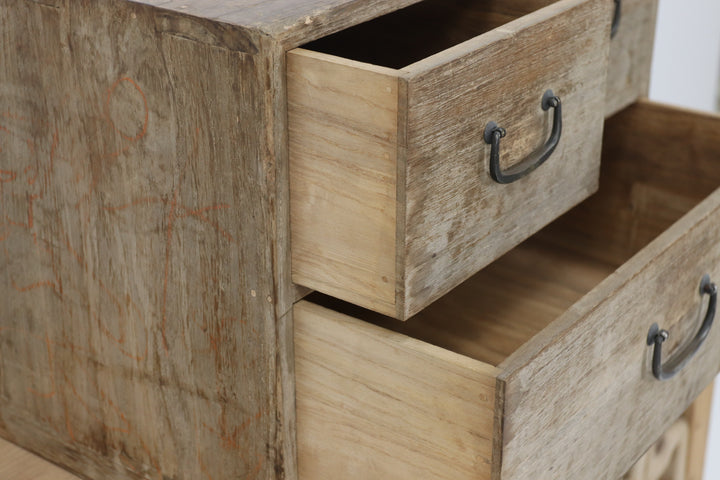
[[288, 0, 613, 319], [294, 102, 720, 480]]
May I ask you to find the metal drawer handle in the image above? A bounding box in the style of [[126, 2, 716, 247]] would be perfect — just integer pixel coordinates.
[[611, 0, 621, 38], [483, 89, 561, 184], [647, 275, 717, 381]]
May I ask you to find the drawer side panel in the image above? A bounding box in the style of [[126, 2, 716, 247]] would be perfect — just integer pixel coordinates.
[[288, 50, 399, 316], [295, 301, 497, 480]]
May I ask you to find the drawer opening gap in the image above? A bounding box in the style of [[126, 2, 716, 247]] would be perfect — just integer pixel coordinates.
[[302, 0, 558, 69]]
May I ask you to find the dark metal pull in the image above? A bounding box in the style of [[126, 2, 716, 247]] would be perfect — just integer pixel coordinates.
[[484, 89, 561, 184], [611, 0, 622, 38], [647, 275, 717, 381]]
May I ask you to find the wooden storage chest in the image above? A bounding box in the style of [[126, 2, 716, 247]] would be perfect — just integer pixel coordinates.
[[3, 1, 719, 480]]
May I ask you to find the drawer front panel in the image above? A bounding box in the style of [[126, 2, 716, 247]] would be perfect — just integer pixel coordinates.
[[402, 0, 611, 316], [497, 105, 720, 480]]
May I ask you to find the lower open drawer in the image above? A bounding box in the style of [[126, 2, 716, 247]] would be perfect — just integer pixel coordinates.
[[294, 102, 720, 480]]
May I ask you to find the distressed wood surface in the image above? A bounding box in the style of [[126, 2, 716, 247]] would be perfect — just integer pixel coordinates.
[[497, 105, 720, 480], [0, 437, 80, 480], [0, 1, 292, 479], [300, 102, 720, 480], [288, 49, 399, 316], [401, 0, 609, 318], [294, 301, 498, 480], [605, 0, 658, 117], [130, 0, 427, 47], [289, 0, 610, 319]]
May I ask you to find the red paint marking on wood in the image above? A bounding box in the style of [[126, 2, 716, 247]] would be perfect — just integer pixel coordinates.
[[161, 127, 199, 353], [199, 455, 214, 480], [139, 438, 164, 480], [24, 165, 39, 185], [11, 279, 57, 293], [106, 77, 149, 143], [0, 170, 16, 183]]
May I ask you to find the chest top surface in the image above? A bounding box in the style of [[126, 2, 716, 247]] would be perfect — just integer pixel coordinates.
[[128, 0, 425, 45]]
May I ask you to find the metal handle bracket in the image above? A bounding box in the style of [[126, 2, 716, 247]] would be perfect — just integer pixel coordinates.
[[484, 89, 562, 184], [647, 275, 717, 381]]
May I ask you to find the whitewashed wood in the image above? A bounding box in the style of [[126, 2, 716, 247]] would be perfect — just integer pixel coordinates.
[[289, 0, 611, 319], [401, 0, 610, 317], [0, 1, 292, 479], [497, 104, 720, 480], [605, 0, 659, 117], [131, 0, 428, 47], [297, 103, 720, 480], [294, 301, 498, 480]]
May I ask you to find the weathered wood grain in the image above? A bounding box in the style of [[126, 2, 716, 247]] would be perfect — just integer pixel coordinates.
[[297, 103, 720, 480], [0, 437, 81, 480], [294, 301, 498, 480], [289, 0, 611, 319], [288, 49, 399, 316], [496, 106, 720, 480], [401, 0, 610, 318], [605, 0, 658, 117], [0, 1, 292, 479], [129, 0, 428, 47]]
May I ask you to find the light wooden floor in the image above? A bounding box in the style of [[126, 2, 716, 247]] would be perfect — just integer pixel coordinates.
[[0, 438, 80, 479]]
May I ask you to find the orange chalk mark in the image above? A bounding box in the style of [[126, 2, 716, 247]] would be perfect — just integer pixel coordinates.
[[12, 279, 57, 293], [199, 455, 214, 480], [106, 77, 149, 143], [24, 165, 38, 185], [0, 170, 16, 183], [160, 127, 199, 353]]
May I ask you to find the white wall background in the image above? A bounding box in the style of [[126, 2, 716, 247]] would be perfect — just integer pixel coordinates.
[[648, 1, 720, 478]]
